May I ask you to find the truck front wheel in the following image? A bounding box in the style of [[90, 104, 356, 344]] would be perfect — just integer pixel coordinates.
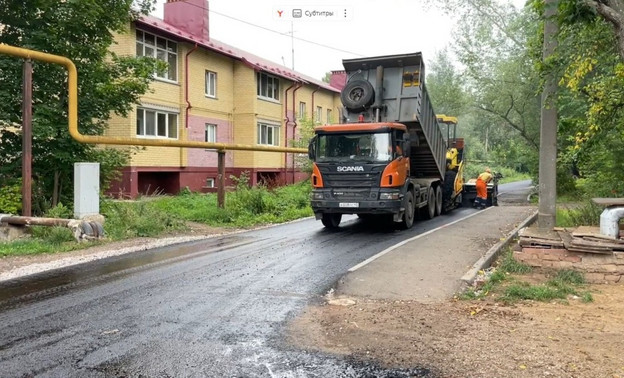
[[321, 213, 342, 228], [399, 191, 415, 229]]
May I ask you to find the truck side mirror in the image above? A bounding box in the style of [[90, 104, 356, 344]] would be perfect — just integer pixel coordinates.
[[308, 136, 317, 160], [402, 138, 410, 157]]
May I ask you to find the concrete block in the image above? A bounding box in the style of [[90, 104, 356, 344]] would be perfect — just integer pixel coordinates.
[[542, 253, 562, 261], [0, 224, 28, 241], [551, 261, 574, 269], [585, 273, 606, 283], [604, 274, 622, 283], [562, 255, 582, 263]]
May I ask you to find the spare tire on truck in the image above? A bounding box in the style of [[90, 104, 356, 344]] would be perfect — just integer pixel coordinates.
[[340, 79, 375, 111]]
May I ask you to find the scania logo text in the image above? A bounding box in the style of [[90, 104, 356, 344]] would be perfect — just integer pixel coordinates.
[[337, 166, 364, 172]]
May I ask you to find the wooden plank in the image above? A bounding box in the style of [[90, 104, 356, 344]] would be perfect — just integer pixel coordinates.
[[592, 198, 624, 207], [572, 225, 624, 240], [519, 227, 561, 241], [567, 246, 613, 254], [572, 226, 602, 237], [583, 236, 624, 244]]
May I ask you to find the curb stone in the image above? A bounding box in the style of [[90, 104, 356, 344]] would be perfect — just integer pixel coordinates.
[[460, 209, 538, 285]]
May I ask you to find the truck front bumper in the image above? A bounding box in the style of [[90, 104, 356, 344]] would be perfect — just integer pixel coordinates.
[[311, 199, 402, 218]]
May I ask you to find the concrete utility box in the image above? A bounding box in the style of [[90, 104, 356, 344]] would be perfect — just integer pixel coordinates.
[[74, 163, 100, 219]]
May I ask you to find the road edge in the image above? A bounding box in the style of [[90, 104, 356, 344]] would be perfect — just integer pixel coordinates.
[[460, 209, 538, 285]]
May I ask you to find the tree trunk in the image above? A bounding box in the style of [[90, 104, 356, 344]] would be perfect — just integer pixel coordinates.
[[585, 0, 624, 60], [52, 171, 60, 207]]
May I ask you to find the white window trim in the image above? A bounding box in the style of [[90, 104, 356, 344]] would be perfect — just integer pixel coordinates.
[[136, 107, 179, 140], [257, 121, 281, 146], [205, 70, 217, 98], [205, 123, 217, 143], [205, 178, 215, 188], [299, 101, 306, 120], [136, 28, 178, 82], [257, 72, 280, 102]]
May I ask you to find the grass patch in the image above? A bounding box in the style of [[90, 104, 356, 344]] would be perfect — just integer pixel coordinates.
[[557, 201, 602, 227], [460, 249, 594, 304], [0, 179, 315, 258]]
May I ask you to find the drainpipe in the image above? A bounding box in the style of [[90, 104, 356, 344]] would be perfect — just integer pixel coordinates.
[[291, 82, 304, 184], [298, 85, 321, 183], [185, 43, 199, 130], [183, 43, 199, 170], [283, 81, 296, 183]]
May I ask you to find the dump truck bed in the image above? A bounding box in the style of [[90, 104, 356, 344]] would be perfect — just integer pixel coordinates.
[[341, 53, 446, 179]]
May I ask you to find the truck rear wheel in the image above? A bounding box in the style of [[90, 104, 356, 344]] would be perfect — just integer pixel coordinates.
[[435, 186, 443, 216], [421, 187, 436, 219], [399, 191, 415, 229], [321, 213, 342, 228]]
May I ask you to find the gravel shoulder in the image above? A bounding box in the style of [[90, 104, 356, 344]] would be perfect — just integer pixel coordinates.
[[0, 222, 234, 282]]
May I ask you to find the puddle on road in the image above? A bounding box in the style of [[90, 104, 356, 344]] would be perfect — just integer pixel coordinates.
[[0, 235, 255, 308]]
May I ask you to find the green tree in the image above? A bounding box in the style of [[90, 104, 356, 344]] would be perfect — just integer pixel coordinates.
[[322, 71, 332, 83], [548, 1, 624, 196], [0, 0, 161, 213], [426, 48, 468, 116]]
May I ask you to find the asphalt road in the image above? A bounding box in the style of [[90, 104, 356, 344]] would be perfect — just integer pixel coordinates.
[[0, 181, 532, 377]]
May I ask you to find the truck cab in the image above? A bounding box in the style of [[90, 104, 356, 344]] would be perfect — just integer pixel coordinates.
[[308, 123, 410, 228]]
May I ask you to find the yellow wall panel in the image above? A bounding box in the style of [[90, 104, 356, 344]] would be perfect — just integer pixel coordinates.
[[105, 21, 343, 172]]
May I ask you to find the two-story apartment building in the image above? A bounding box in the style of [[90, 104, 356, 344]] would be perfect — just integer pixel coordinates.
[[107, 0, 341, 198]]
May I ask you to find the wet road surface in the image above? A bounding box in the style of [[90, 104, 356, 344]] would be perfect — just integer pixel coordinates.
[[0, 182, 531, 377]]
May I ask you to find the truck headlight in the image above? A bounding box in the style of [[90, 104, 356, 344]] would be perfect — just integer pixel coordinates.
[[311, 192, 324, 200], [379, 192, 400, 200]]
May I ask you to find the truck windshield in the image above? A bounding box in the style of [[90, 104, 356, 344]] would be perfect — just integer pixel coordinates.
[[316, 132, 392, 163]]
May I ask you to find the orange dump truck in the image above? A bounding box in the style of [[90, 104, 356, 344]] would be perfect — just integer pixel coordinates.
[[308, 53, 464, 228]]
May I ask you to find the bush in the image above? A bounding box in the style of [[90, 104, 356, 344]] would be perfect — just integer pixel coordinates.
[[44, 203, 73, 219], [100, 200, 185, 239], [557, 201, 602, 227], [0, 181, 22, 214]]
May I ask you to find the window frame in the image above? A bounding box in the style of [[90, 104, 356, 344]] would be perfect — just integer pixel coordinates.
[[205, 123, 217, 143], [316, 106, 322, 123], [257, 121, 281, 146], [136, 29, 178, 82], [205, 70, 217, 98], [136, 107, 178, 139], [299, 101, 306, 120], [327, 109, 332, 124], [257, 72, 280, 101]]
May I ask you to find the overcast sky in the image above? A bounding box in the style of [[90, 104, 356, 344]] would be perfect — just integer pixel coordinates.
[[151, 0, 462, 81], [153, 0, 525, 79]]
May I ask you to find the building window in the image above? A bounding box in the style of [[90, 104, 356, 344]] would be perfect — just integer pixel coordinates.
[[206, 178, 215, 188], [299, 101, 306, 120], [136, 108, 178, 139], [257, 72, 280, 101], [316, 106, 322, 123], [136, 29, 178, 81], [327, 109, 332, 124], [205, 123, 217, 143], [205, 71, 217, 98], [257, 122, 280, 146]]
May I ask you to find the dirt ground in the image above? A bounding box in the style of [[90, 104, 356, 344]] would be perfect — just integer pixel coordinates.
[[288, 276, 624, 377]]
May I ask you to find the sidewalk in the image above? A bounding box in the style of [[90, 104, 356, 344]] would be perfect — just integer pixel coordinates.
[[334, 205, 537, 303]]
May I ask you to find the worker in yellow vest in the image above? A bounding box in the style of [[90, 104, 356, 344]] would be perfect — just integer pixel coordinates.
[[475, 168, 493, 209]]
